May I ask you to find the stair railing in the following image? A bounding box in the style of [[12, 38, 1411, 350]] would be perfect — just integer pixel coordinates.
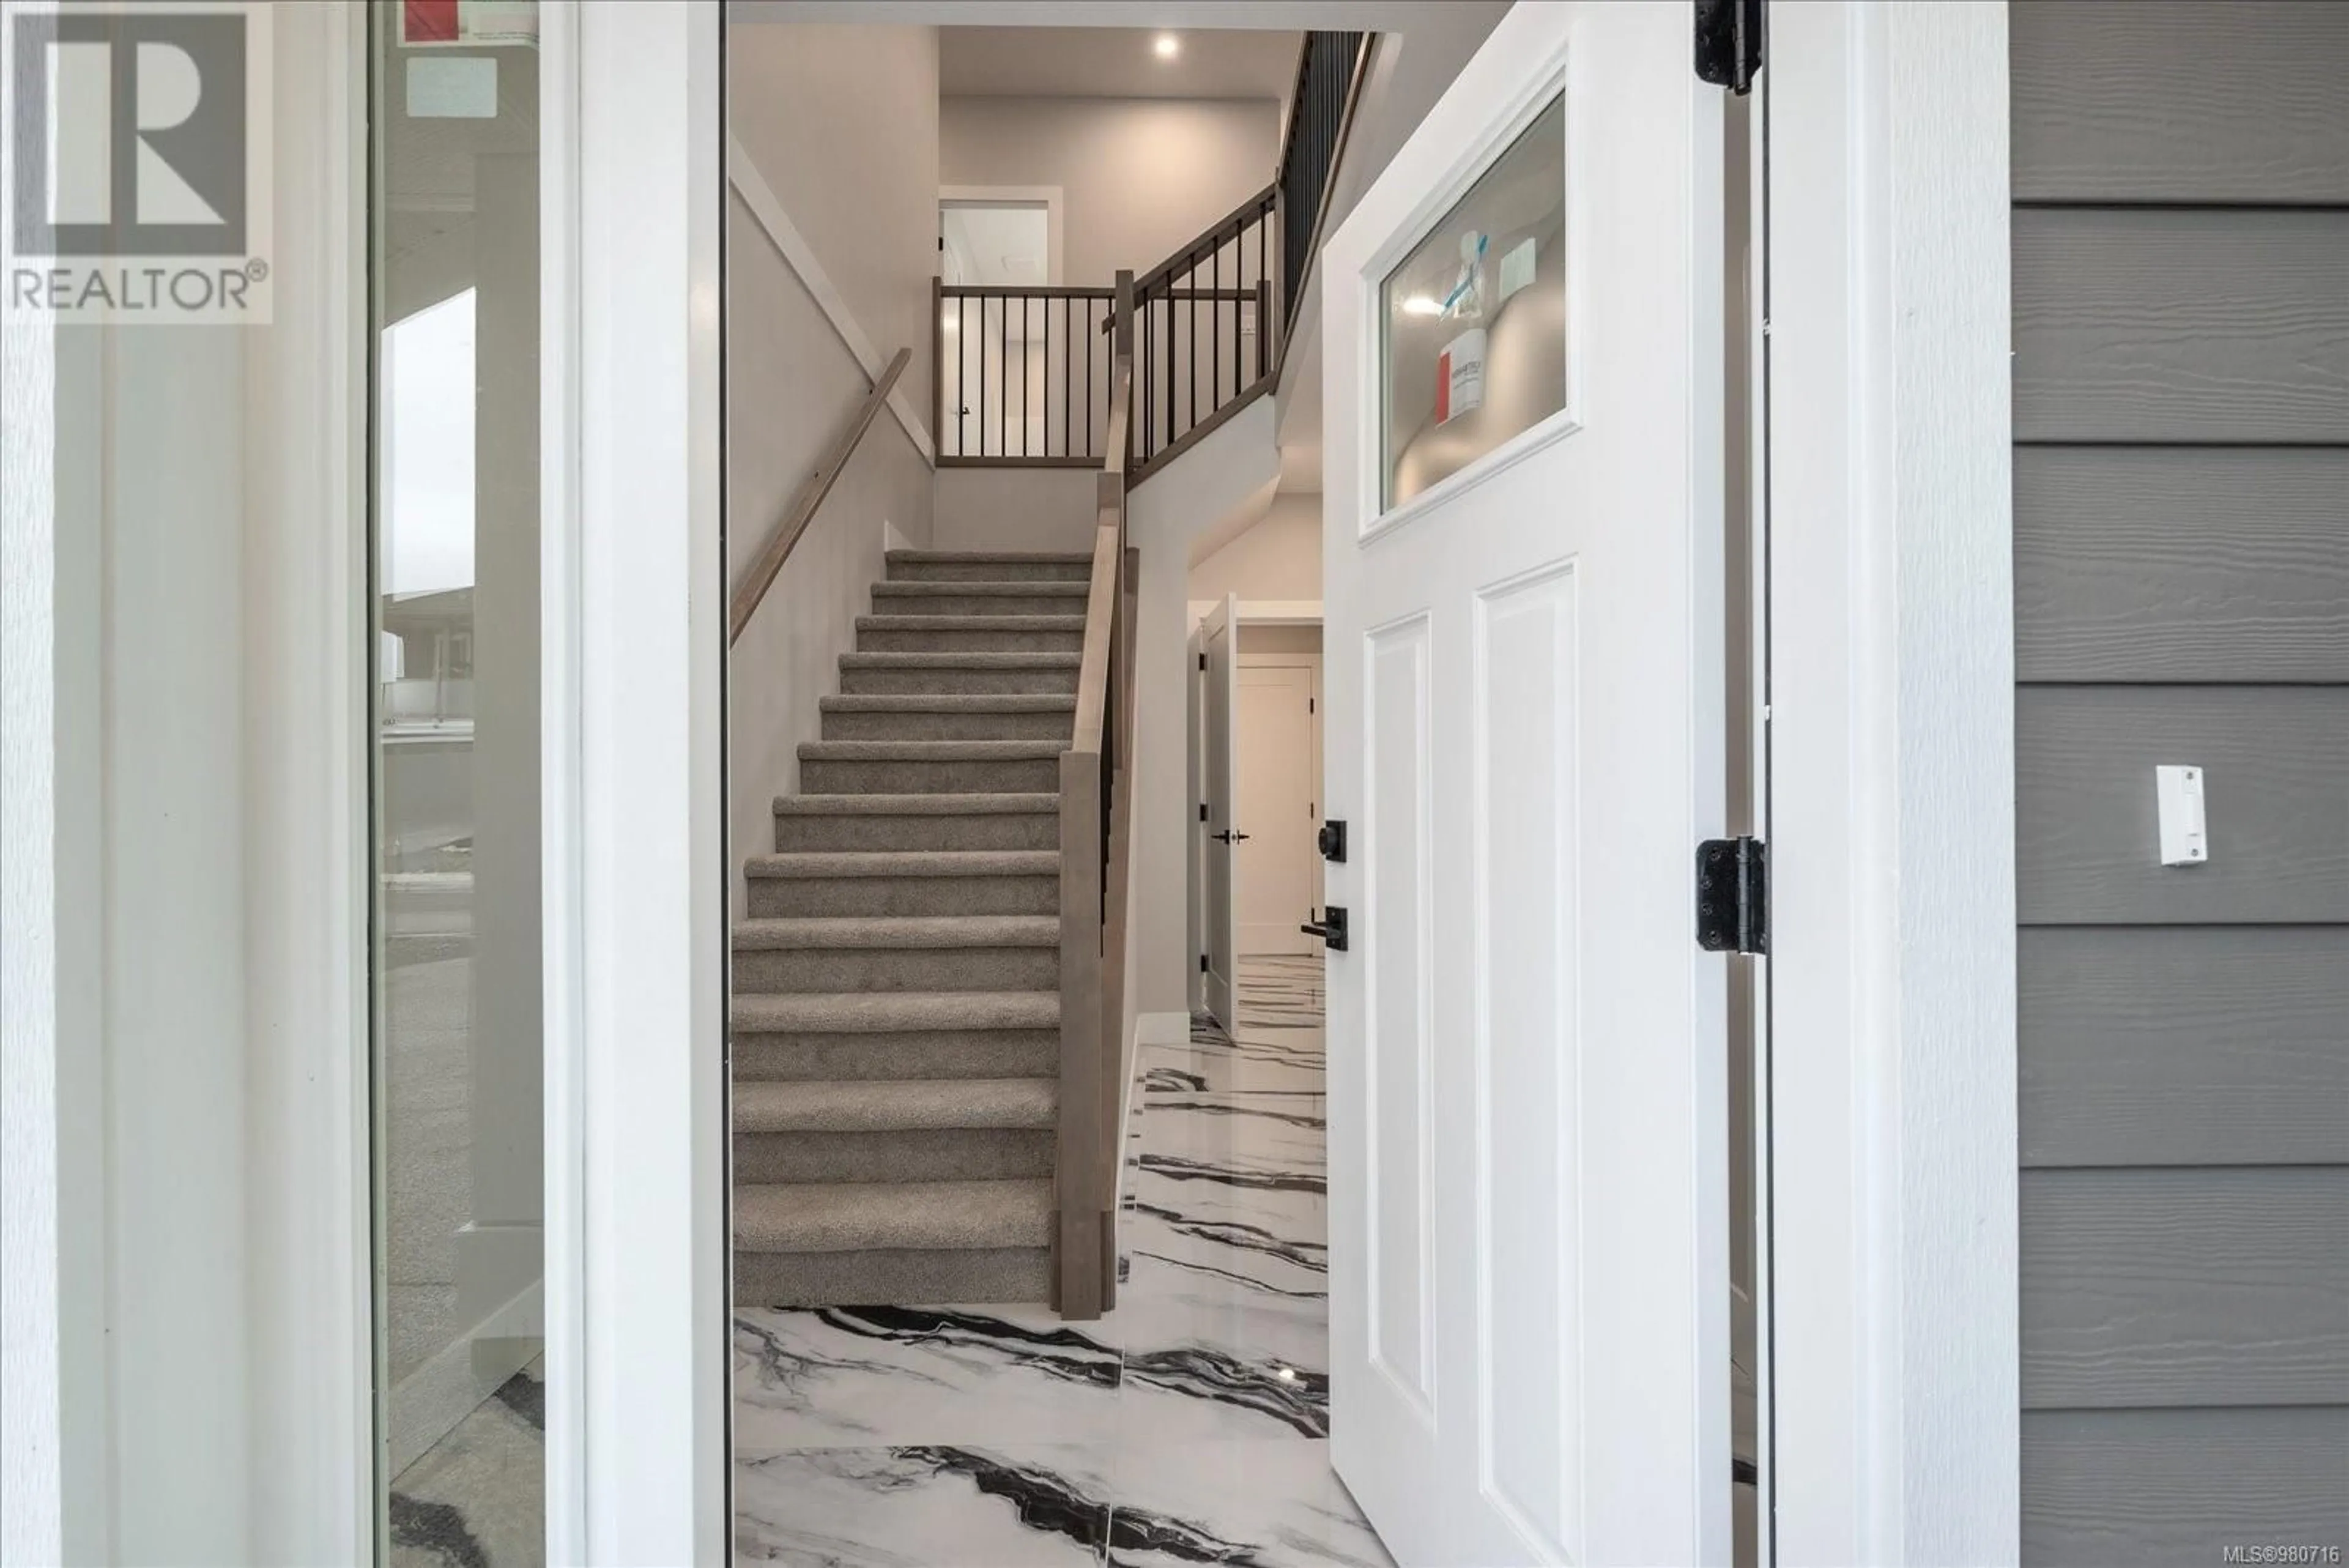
[[933, 282, 1118, 464], [1125, 185, 1278, 483], [1275, 31, 1375, 362], [728, 345, 911, 645], [1054, 272, 1138, 1320]]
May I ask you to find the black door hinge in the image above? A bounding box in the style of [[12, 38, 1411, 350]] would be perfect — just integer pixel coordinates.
[[1200, 953, 1210, 973], [1696, 837, 1767, 954], [1200, 802, 1209, 823], [1198, 652, 1208, 671], [1694, 0, 1762, 94]]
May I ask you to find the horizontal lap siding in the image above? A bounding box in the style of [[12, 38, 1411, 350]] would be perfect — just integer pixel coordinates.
[[2011, 209, 2349, 444], [2012, 5, 2349, 1561], [2019, 927, 2349, 1168], [2014, 448, 2349, 682]]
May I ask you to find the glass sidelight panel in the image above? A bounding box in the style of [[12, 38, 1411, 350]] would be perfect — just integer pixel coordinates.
[[369, 2, 545, 1561], [1378, 93, 1568, 511]]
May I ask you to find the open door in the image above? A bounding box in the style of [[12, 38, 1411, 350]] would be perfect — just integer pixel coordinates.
[[1318, 4, 1728, 1564], [1198, 592, 1241, 1028]]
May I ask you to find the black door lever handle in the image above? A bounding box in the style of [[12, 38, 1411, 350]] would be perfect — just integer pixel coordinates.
[[1299, 906, 1349, 951], [1211, 830, 1252, 843]]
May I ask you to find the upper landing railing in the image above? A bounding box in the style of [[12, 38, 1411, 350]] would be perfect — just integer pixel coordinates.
[[932, 31, 1375, 489]]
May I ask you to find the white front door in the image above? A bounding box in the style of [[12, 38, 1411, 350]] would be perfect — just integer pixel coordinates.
[[1236, 660, 1321, 954], [1198, 592, 1241, 1028], [1321, 4, 1729, 1564]]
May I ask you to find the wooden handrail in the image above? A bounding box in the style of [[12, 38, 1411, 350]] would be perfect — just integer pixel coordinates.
[[1053, 274, 1136, 1321], [1069, 511, 1120, 758], [1130, 182, 1277, 299], [940, 283, 1116, 300], [727, 346, 910, 645]]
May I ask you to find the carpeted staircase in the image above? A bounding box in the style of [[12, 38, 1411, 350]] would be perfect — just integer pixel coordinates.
[[733, 548, 1094, 1307]]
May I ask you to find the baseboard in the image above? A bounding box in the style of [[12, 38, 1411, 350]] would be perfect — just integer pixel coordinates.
[[1137, 1011, 1191, 1047], [1114, 1012, 1197, 1220], [387, 1278, 542, 1479]]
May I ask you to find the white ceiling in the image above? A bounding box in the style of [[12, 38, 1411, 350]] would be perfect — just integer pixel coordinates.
[[940, 26, 1299, 100]]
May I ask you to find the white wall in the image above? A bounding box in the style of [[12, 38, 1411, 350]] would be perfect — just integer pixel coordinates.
[[941, 96, 1281, 283], [932, 467, 1099, 554], [1187, 489, 1323, 605], [6, 15, 373, 1557], [732, 23, 942, 418], [727, 26, 942, 917], [1127, 399, 1281, 1017]]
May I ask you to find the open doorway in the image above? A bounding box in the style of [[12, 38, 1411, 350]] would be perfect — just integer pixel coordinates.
[[1190, 606, 1327, 1030], [938, 191, 1065, 458]]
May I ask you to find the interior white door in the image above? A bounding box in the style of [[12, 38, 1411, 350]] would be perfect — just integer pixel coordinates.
[[1321, 5, 1728, 1565], [1199, 593, 1241, 1029], [1237, 662, 1320, 954]]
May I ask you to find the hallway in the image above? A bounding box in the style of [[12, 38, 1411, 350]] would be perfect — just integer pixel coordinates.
[[733, 956, 1391, 1566]]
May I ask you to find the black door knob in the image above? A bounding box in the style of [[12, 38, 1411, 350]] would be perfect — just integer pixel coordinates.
[[1211, 830, 1252, 843]]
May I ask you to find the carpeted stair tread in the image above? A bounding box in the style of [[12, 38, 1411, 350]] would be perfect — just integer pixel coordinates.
[[734, 1247, 1052, 1306], [798, 739, 1066, 762], [734, 547, 1091, 1309], [734, 1077, 1056, 1134], [746, 850, 1059, 879], [736, 1178, 1053, 1254], [731, 989, 1060, 1034], [839, 652, 1082, 669], [772, 792, 1059, 816], [732, 915, 1058, 950], [856, 614, 1085, 633], [820, 694, 1077, 713], [872, 581, 1090, 600], [886, 555, 1092, 571]]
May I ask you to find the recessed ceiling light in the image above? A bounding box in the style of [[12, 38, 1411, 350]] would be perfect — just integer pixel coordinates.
[[1154, 33, 1181, 61]]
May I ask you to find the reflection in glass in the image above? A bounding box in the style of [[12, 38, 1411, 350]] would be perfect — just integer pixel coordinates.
[[371, 7, 544, 1563], [1379, 94, 1567, 511]]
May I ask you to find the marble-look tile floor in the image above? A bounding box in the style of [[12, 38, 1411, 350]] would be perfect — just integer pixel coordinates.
[[391, 1360, 545, 1568], [734, 953, 1392, 1567]]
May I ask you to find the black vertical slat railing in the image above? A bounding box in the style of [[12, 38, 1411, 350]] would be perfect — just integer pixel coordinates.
[[1121, 185, 1277, 477], [934, 34, 1375, 477], [1277, 30, 1370, 346], [936, 284, 1116, 464]]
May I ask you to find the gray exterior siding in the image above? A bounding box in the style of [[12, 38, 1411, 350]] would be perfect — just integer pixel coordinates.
[[2011, 4, 2349, 1561]]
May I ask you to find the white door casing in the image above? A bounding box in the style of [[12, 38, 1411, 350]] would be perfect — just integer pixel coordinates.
[[1236, 660, 1321, 954], [1199, 592, 1242, 1027], [1322, 4, 1727, 1564], [1187, 624, 1208, 1012]]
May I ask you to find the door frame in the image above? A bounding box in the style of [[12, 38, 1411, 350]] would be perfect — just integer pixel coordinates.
[[1189, 600, 1327, 1004], [544, 1, 729, 1561], [938, 184, 1066, 286], [2, 5, 371, 1561], [1763, 4, 2019, 1562]]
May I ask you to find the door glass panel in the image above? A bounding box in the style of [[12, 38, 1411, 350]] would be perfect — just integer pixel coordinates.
[[370, 3, 544, 1561], [1378, 93, 1567, 510]]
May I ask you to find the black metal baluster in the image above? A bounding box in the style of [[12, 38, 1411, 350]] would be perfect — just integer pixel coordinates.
[[1258, 204, 1269, 357], [1214, 231, 1223, 408], [1187, 252, 1198, 436]]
